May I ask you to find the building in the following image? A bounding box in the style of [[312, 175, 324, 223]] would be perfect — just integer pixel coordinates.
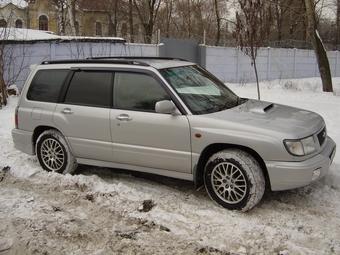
[[0, 1, 27, 29], [0, 0, 134, 38]]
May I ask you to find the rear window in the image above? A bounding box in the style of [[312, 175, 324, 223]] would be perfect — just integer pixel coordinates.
[[27, 70, 69, 102], [64, 71, 112, 107]]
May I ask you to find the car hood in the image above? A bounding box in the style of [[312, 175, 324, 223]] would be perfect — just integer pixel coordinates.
[[206, 99, 324, 138]]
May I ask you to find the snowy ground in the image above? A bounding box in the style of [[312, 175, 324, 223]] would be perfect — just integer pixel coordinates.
[[1, 77, 340, 255]]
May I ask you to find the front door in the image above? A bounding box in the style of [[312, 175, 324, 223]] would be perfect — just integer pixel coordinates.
[[110, 71, 192, 173]]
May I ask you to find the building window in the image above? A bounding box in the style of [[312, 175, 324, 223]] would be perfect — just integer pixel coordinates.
[[96, 22, 102, 36], [15, 19, 23, 28], [39, 15, 48, 31], [0, 19, 7, 28]]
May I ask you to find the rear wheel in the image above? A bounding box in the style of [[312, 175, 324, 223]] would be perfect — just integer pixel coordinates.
[[204, 149, 265, 212], [36, 130, 77, 174]]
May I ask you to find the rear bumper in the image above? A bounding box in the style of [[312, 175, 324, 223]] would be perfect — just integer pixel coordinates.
[[266, 136, 336, 191], [11, 129, 35, 155]]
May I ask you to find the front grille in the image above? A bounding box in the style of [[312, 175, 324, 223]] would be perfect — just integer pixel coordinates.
[[317, 127, 327, 146]]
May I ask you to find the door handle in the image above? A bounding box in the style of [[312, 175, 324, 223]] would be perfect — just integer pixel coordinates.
[[61, 108, 74, 115], [116, 114, 133, 121]]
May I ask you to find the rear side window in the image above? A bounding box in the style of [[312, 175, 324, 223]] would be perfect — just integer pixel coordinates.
[[27, 70, 68, 102], [64, 71, 112, 107]]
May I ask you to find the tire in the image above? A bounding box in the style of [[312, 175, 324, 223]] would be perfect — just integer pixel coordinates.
[[36, 130, 78, 174], [204, 149, 265, 212]]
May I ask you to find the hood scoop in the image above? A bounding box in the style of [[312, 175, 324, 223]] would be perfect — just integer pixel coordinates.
[[249, 102, 278, 114]]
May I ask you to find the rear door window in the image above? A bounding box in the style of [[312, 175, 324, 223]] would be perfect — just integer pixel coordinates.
[[64, 71, 112, 108], [27, 69, 68, 102]]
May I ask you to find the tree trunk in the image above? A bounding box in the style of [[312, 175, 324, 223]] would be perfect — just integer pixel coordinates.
[[58, 1, 65, 36], [304, 0, 333, 92], [129, 0, 134, 43], [0, 54, 7, 106], [214, 0, 221, 46], [337, 0, 340, 45], [252, 56, 261, 100], [68, 0, 76, 36]]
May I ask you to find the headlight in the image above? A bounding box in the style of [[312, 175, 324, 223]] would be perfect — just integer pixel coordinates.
[[284, 136, 317, 156]]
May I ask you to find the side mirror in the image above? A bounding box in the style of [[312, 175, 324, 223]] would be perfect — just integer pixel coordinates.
[[155, 100, 177, 114]]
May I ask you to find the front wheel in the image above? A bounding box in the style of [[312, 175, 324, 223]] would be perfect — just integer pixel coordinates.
[[204, 149, 265, 212], [36, 130, 78, 174]]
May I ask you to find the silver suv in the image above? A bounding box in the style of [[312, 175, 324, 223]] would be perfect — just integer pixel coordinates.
[[12, 57, 336, 211]]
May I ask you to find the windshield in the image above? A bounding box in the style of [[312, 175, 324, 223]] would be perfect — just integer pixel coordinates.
[[160, 65, 240, 114]]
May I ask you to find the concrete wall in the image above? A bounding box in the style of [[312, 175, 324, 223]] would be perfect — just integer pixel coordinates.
[[3, 41, 160, 89], [3, 41, 340, 90], [202, 46, 340, 83]]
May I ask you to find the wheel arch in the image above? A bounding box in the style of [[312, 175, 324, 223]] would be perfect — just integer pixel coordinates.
[[33, 126, 58, 146], [34, 126, 78, 174], [32, 126, 75, 156], [194, 143, 271, 190]]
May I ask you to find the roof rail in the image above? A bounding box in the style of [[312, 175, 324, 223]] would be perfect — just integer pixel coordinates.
[[87, 56, 189, 62], [40, 59, 150, 66]]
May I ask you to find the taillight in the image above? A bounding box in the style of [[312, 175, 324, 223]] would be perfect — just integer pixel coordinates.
[[15, 106, 19, 129]]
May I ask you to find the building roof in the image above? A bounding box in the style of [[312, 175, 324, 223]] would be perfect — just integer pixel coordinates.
[[1, 28, 126, 43], [2, 0, 117, 11], [0, 0, 27, 9], [81, 0, 116, 11]]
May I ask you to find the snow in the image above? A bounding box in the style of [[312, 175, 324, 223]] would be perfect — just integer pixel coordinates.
[[1, 28, 125, 42], [1, 28, 61, 41], [1, 77, 340, 254], [0, 0, 27, 9]]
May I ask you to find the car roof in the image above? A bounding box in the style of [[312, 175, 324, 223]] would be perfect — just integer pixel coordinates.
[[40, 57, 196, 70], [127, 58, 195, 69]]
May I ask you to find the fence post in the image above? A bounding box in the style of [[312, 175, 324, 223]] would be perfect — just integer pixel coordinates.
[[157, 29, 160, 44], [236, 47, 241, 83], [293, 48, 297, 78], [198, 44, 206, 68], [315, 55, 318, 76], [50, 42, 56, 60], [267, 47, 271, 80], [158, 43, 165, 57], [203, 30, 206, 45], [336, 51, 339, 77]]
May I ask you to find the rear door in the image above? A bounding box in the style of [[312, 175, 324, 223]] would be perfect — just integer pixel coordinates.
[[110, 71, 192, 173], [53, 70, 113, 161]]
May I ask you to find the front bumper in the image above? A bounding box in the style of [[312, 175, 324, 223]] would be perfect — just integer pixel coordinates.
[[266, 136, 336, 191], [11, 128, 35, 155]]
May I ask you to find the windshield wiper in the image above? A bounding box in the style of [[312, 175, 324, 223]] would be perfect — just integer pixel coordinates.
[[218, 97, 247, 112], [236, 97, 248, 106]]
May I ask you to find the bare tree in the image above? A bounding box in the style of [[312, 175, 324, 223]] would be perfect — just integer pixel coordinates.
[[0, 28, 32, 107], [304, 0, 333, 92], [233, 0, 273, 100], [0, 22, 10, 107], [133, 0, 161, 43], [0, 48, 7, 107], [67, 0, 77, 36], [129, 0, 134, 42], [165, 0, 215, 41], [57, 0, 66, 35], [270, 0, 307, 42], [157, 0, 173, 38], [337, 0, 340, 45], [214, 0, 221, 45]]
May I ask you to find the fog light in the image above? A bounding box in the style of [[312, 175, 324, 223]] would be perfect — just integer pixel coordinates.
[[312, 168, 322, 181]]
